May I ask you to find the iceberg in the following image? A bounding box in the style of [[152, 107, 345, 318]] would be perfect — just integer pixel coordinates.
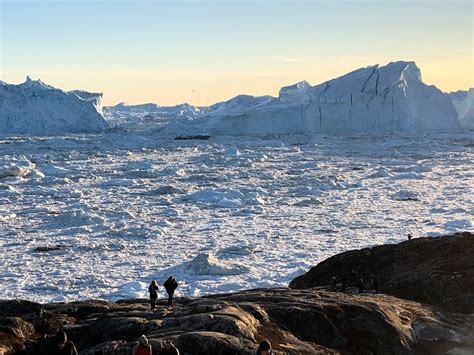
[[163, 61, 460, 135], [104, 101, 202, 131], [448, 88, 474, 130], [184, 253, 250, 276], [0, 76, 107, 135]]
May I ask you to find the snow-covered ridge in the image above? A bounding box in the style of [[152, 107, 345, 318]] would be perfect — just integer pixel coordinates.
[[163, 61, 461, 135], [448, 88, 474, 130], [0, 76, 107, 135]]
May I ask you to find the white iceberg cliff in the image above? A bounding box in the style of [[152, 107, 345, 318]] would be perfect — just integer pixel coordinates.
[[163, 61, 460, 135], [448, 88, 474, 130], [0, 76, 107, 135]]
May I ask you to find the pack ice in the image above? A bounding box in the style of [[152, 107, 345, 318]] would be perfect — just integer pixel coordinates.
[[0, 76, 107, 135], [163, 61, 460, 135], [448, 88, 474, 130]]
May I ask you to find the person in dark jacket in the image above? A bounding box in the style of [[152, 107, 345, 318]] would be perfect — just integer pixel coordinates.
[[47, 331, 78, 355], [357, 278, 364, 293], [163, 276, 178, 306], [160, 340, 180, 355], [331, 276, 337, 291], [148, 280, 159, 311], [373, 274, 379, 294], [257, 339, 272, 355]]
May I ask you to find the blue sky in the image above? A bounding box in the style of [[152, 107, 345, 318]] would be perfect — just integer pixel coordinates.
[[1, 0, 472, 105]]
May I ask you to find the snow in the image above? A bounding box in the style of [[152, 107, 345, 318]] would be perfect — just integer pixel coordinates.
[[0, 131, 472, 303], [448, 89, 474, 130], [0, 77, 107, 135], [162, 61, 460, 136]]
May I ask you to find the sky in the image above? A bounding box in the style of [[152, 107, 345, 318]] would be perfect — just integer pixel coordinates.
[[1, 0, 473, 106]]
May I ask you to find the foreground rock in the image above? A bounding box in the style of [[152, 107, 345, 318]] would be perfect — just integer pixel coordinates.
[[1, 288, 474, 354], [290, 232, 474, 313]]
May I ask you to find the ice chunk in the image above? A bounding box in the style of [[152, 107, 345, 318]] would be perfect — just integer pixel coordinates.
[[184, 253, 250, 275], [117, 281, 148, 299], [391, 190, 419, 201]]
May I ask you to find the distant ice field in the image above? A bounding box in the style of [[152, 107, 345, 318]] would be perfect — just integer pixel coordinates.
[[0, 132, 473, 303]]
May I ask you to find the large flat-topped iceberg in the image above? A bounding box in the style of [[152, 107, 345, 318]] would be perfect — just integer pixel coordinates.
[[164, 61, 460, 135], [0, 77, 108, 135]]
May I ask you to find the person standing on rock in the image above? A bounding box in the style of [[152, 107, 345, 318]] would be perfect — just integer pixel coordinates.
[[149, 280, 159, 311], [373, 274, 379, 294], [133, 335, 152, 355], [331, 276, 337, 291], [257, 339, 272, 355], [164, 276, 178, 307], [341, 274, 347, 292], [160, 340, 180, 355], [47, 330, 78, 355], [357, 278, 364, 293]]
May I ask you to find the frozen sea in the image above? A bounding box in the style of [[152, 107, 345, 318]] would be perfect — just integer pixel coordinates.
[[0, 131, 473, 303]]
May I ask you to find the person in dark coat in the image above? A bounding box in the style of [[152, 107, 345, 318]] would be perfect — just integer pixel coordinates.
[[257, 339, 272, 355], [357, 278, 364, 293], [160, 340, 180, 355], [373, 274, 379, 294], [47, 331, 78, 355], [341, 274, 347, 292], [331, 276, 337, 291], [163, 276, 178, 306], [148, 280, 159, 311]]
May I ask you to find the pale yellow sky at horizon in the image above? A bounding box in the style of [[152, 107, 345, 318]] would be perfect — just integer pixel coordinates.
[[4, 57, 471, 107]]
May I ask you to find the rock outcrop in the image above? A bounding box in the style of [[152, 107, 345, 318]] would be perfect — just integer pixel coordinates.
[[1, 288, 474, 354], [290, 231, 474, 313]]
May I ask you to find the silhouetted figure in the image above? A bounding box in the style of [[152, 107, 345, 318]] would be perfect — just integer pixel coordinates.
[[148, 280, 159, 311], [133, 335, 152, 355], [357, 278, 364, 293], [341, 274, 347, 292], [408, 234, 413, 241], [164, 276, 178, 306], [350, 269, 357, 284], [47, 331, 78, 355], [331, 276, 337, 291], [160, 340, 180, 355], [373, 275, 379, 294], [257, 339, 272, 355]]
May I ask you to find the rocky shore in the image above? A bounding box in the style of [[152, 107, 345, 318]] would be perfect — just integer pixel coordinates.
[[1, 232, 473, 354]]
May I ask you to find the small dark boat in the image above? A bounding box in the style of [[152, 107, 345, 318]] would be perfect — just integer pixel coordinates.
[[174, 134, 211, 140]]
